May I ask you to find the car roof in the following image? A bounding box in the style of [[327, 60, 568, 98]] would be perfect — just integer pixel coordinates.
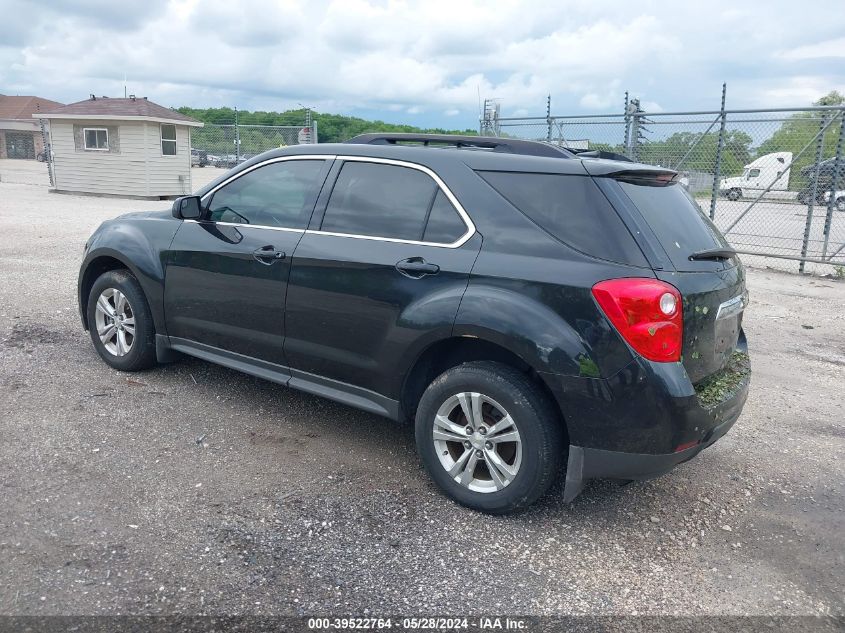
[[261, 141, 672, 174], [196, 136, 675, 197]]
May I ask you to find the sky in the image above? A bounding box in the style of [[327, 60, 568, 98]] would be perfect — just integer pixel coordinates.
[[1, 0, 844, 129]]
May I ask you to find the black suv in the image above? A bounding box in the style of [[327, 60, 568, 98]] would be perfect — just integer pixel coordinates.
[[78, 134, 750, 514]]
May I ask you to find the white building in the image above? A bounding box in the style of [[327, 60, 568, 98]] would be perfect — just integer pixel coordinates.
[[36, 96, 203, 199]]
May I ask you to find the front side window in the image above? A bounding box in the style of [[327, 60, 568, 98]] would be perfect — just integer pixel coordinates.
[[206, 160, 325, 228], [321, 162, 438, 241], [84, 128, 109, 150], [747, 168, 760, 179], [161, 124, 177, 156]]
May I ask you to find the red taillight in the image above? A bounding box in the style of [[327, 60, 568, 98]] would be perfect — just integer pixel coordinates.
[[591, 278, 683, 363]]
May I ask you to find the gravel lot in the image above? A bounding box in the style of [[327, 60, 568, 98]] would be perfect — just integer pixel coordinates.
[[0, 159, 843, 617]]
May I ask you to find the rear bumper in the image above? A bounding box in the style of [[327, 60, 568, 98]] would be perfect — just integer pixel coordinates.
[[562, 384, 746, 502]]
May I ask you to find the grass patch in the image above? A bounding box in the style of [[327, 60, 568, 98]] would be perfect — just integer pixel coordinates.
[[694, 351, 750, 408]]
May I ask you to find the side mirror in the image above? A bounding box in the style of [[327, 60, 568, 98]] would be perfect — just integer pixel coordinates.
[[172, 195, 203, 220]]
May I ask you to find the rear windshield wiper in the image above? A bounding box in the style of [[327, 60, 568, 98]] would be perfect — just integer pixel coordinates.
[[688, 247, 736, 261]]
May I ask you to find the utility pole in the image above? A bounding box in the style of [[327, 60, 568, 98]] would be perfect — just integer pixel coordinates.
[[623, 91, 631, 157], [234, 106, 240, 162], [299, 103, 314, 144], [709, 83, 728, 220], [480, 99, 500, 136], [36, 103, 54, 187]]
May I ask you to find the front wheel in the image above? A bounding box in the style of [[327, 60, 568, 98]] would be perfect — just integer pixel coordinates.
[[415, 362, 564, 514], [86, 270, 157, 371], [837, 197, 845, 212], [727, 188, 742, 201]]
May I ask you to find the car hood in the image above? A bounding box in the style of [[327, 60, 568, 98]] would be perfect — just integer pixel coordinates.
[[116, 209, 173, 221]]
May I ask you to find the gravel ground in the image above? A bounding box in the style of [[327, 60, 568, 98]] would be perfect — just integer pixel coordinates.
[[0, 159, 843, 617]]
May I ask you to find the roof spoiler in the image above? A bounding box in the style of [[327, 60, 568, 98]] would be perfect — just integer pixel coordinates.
[[345, 133, 577, 159], [566, 148, 634, 163], [608, 170, 679, 186]]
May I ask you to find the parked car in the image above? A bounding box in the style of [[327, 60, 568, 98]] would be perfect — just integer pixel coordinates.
[[823, 189, 845, 212], [190, 148, 208, 167], [213, 154, 249, 169], [78, 134, 750, 514], [797, 158, 845, 205]]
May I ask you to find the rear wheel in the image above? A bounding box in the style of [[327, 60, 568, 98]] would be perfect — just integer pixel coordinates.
[[86, 270, 157, 371], [415, 362, 564, 514], [727, 188, 742, 201], [836, 197, 845, 212]]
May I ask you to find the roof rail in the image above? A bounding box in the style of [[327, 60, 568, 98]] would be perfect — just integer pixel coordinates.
[[345, 133, 576, 159]]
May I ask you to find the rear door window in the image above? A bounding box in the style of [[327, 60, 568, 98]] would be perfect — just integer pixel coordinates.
[[478, 171, 647, 266], [615, 179, 732, 271], [321, 162, 436, 241]]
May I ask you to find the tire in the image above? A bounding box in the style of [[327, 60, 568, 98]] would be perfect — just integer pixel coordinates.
[[837, 197, 845, 212], [86, 270, 157, 372], [415, 361, 565, 514], [727, 188, 742, 202]]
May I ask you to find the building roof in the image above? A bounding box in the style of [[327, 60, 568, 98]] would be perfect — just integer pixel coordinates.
[[35, 96, 203, 127], [0, 95, 65, 120]]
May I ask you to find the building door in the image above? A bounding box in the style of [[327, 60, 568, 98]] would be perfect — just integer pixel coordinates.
[[5, 132, 35, 159]]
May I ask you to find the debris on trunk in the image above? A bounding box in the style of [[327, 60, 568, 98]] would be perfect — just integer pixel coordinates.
[[694, 351, 750, 408]]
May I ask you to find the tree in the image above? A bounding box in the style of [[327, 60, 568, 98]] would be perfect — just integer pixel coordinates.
[[754, 91, 843, 189], [814, 91, 844, 106], [176, 106, 477, 144], [636, 130, 752, 174]]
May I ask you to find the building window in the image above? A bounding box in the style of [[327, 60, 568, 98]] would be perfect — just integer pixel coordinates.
[[84, 128, 109, 151], [161, 124, 177, 156]]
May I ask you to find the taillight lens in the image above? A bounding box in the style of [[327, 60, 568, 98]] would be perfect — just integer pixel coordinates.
[[592, 278, 683, 362]]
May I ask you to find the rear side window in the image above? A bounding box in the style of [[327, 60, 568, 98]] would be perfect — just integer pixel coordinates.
[[616, 180, 730, 270], [478, 171, 647, 266], [423, 190, 467, 243], [322, 162, 437, 241]]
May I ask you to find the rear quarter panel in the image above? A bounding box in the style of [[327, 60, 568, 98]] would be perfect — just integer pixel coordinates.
[[449, 165, 651, 380]]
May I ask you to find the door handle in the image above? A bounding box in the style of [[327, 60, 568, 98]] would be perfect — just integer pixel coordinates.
[[253, 245, 286, 264], [395, 257, 440, 278]]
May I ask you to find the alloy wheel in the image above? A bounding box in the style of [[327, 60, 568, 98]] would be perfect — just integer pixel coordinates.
[[94, 288, 135, 357], [432, 392, 523, 493]]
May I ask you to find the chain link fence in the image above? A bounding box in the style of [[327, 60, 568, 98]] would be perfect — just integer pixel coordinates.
[[189, 121, 317, 169], [487, 98, 845, 275]]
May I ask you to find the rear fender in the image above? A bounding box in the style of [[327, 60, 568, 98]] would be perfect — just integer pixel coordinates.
[[453, 285, 595, 378]]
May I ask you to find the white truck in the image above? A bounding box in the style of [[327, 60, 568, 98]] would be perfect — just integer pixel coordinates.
[[719, 152, 793, 201]]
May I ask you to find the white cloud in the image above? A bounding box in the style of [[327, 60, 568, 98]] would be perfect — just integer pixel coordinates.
[[755, 76, 842, 106], [777, 37, 845, 60], [0, 0, 843, 125]]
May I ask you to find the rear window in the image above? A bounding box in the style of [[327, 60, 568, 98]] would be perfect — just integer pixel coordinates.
[[616, 180, 731, 269], [478, 171, 647, 266]]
